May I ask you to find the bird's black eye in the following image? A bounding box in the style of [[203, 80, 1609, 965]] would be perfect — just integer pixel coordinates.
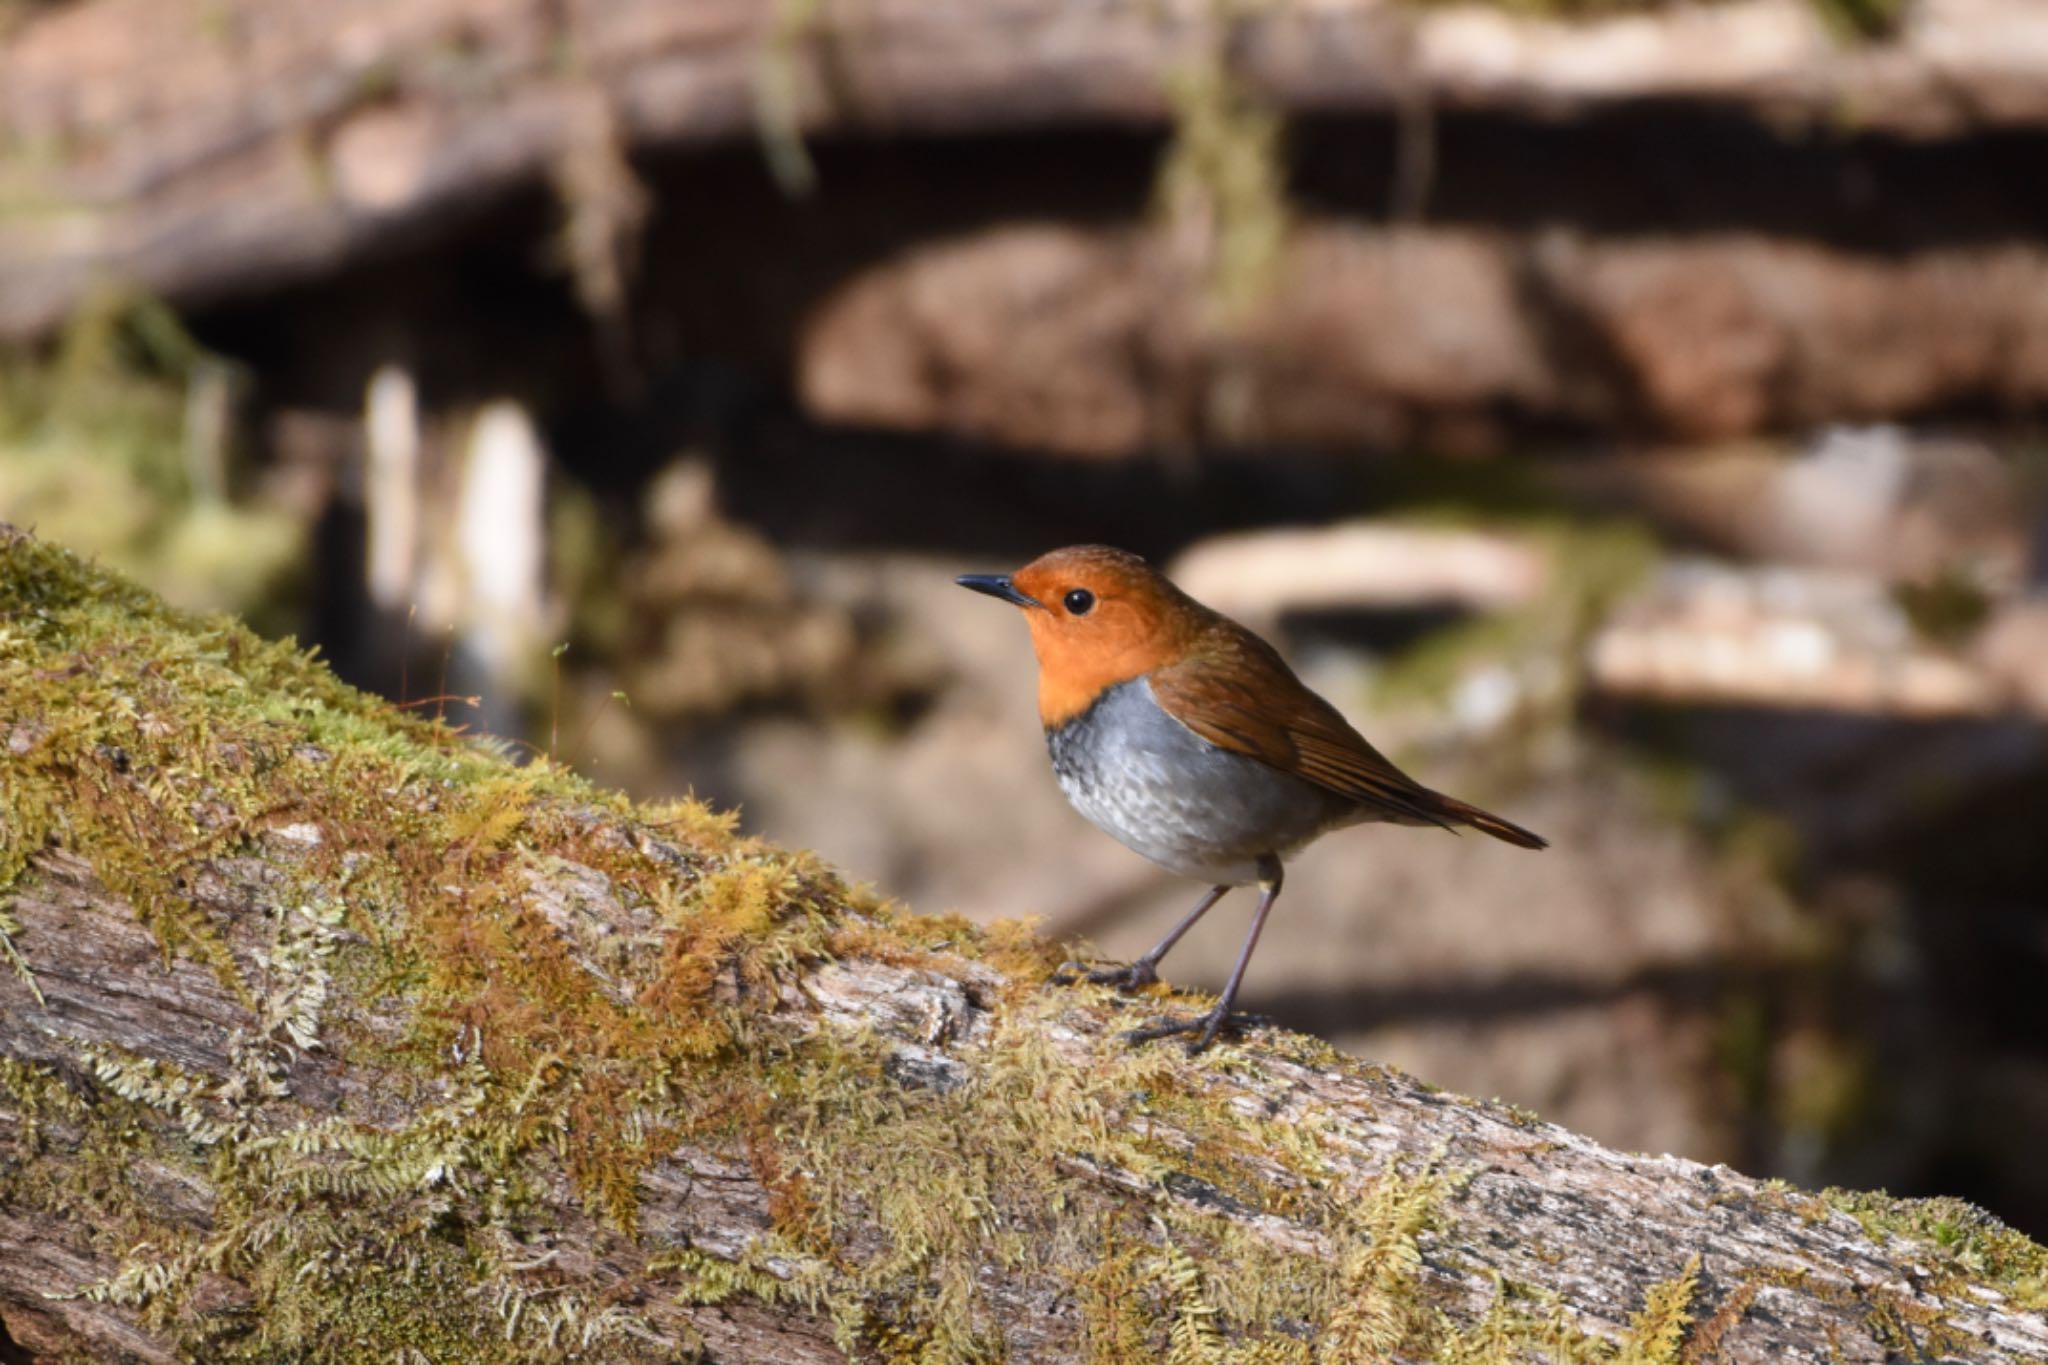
[[1063, 588, 1096, 616]]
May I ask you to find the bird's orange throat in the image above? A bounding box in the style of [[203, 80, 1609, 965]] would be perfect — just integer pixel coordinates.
[[1037, 660, 1134, 729], [1028, 621, 1177, 728]]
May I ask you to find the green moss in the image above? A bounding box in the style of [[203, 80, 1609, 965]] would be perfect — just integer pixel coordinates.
[[1319, 1157, 1453, 1357], [1615, 1255, 1697, 1364], [0, 292, 304, 629], [1806, 0, 1903, 40], [1367, 513, 1657, 726], [753, 0, 825, 197], [1071, 1229, 1161, 1363], [1893, 565, 1994, 647], [1820, 1189, 2048, 1311], [0, 904, 39, 1003], [4, 525, 2042, 1361], [1155, 49, 1288, 322]]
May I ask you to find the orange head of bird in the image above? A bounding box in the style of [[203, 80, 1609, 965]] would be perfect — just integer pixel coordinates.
[[956, 545, 1209, 726]]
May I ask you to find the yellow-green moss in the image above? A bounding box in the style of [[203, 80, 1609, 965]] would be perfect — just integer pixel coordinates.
[[1319, 1157, 1454, 1358], [1893, 564, 1995, 647], [1366, 513, 1656, 730], [1615, 1255, 1698, 1364], [0, 294, 305, 629], [753, 0, 825, 197], [1820, 1189, 2048, 1312], [1155, 47, 1288, 323], [3, 525, 2041, 1362], [0, 903, 39, 1003]]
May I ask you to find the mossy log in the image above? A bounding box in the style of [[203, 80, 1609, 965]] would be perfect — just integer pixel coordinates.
[[5, 0, 2048, 340], [1, 519, 2046, 1363]]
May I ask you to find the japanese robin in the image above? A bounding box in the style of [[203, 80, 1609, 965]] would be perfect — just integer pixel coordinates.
[[958, 544, 1546, 1051]]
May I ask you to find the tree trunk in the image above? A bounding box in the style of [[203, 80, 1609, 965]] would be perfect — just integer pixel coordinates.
[[4, 0, 2048, 339], [1, 518, 2045, 1362]]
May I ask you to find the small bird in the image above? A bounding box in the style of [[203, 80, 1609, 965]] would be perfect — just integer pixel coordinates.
[[958, 544, 1545, 1051]]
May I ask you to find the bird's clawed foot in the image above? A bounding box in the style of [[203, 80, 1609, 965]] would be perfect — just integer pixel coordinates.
[[1051, 956, 1271, 1052], [1050, 958, 1160, 992], [1121, 1007, 1270, 1055]]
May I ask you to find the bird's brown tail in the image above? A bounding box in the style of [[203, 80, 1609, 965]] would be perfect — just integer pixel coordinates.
[[1425, 792, 1549, 850]]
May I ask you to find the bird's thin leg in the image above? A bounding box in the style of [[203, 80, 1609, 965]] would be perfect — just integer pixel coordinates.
[[1053, 883, 1229, 991], [1125, 856, 1282, 1053]]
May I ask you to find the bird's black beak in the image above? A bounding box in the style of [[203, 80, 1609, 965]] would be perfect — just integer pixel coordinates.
[[955, 573, 1042, 609]]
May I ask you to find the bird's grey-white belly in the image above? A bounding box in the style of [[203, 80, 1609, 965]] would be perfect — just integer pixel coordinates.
[[1046, 677, 1359, 885]]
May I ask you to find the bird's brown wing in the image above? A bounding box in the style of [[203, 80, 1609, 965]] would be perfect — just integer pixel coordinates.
[[1149, 631, 1548, 848]]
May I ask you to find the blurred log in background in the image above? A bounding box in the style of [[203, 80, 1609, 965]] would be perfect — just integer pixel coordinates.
[[4, 0, 2048, 1298]]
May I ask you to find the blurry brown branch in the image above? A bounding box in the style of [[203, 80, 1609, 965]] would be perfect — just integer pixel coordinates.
[[4, 0, 2048, 339], [798, 224, 2048, 454]]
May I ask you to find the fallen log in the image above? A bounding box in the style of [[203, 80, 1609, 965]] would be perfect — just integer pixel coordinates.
[[798, 223, 2048, 453], [0, 520, 2044, 1362]]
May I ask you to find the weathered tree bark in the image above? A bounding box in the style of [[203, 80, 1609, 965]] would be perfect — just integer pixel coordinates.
[[2, 518, 2046, 1363], [4, 0, 2048, 340]]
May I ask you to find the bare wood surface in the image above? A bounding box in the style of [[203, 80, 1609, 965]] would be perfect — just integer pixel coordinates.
[[3, 520, 2047, 1361], [5, 0, 2048, 339]]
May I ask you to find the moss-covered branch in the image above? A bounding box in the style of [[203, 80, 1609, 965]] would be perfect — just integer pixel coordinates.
[[1, 522, 2044, 1363]]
